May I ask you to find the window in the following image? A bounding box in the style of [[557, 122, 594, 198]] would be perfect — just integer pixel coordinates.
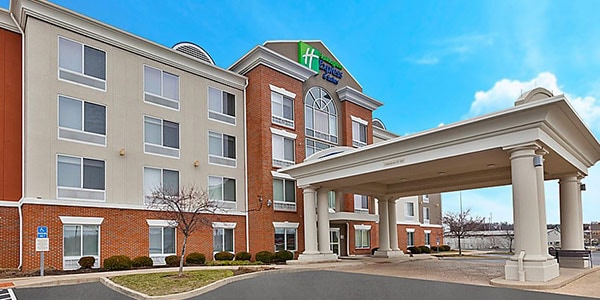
[[328, 191, 336, 211], [355, 229, 370, 249], [208, 86, 236, 124], [305, 138, 331, 158], [144, 116, 180, 158], [272, 134, 295, 167], [407, 231, 415, 247], [352, 120, 367, 147], [354, 194, 369, 213], [209, 176, 236, 209], [423, 207, 430, 224], [144, 65, 180, 109], [275, 228, 297, 251], [271, 90, 294, 128], [424, 231, 431, 246], [214, 228, 234, 253], [149, 226, 176, 256], [305, 87, 337, 156], [57, 155, 105, 201], [143, 167, 179, 202], [208, 131, 236, 166], [58, 36, 106, 90], [58, 95, 106, 145], [405, 202, 415, 217], [273, 178, 296, 211], [63, 225, 99, 270]]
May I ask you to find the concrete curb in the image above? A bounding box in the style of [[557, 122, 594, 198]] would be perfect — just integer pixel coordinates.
[[489, 267, 600, 290]]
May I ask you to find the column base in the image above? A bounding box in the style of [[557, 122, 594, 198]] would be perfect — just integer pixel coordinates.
[[559, 257, 591, 269], [504, 258, 559, 282], [373, 249, 405, 258], [295, 253, 339, 263]]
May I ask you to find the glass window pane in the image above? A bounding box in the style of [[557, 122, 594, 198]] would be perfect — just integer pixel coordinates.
[[208, 87, 221, 112], [82, 225, 99, 256], [329, 115, 337, 136], [224, 229, 234, 252], [224, 92, 235, 117], [286, 229, 296, 251], [213, 228, 223, 252], [223, 178, 236, 202], [59, 96, 82, 130], [314, 110, 328, 133], [352, 122, 359, 141], [284, 138, 294, 161], [355, 230, 361, 248], [58, 155, 81, 188], [208, 176, 222, 201], [164, 227, 176, 254], [209, 132, 222, 156], [144, 167, 161, 197], [64, 225, 81, 256], [59, 37, 82, 73], [272, 179, 283, 202], [283, 97, 293, 120], [305, 107, 313, 130], [274, 228, 285, 251], [83, 45, 106, 80], [224, 135, 236, 159], [362, 196, 368, 209], [144, 66, 161, 95], [272, 135, 283, 160], [84, 102, 106, 135], [149, 227, 162, 254], [163, 120, 179, 148], [284, 180, 295, 203], [360, 124, 367, 142], [144, 116, 162, 145], [163, 170, 179, 195], [83, 158, 105, 190], [162, 72, 179, 101], [271, 93, 282, 117]]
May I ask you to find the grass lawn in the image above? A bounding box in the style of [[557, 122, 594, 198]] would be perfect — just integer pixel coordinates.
[[110, 269, 234, 296]]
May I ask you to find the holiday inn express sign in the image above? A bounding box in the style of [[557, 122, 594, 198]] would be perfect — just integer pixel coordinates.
[[298, 41, 344, 84]]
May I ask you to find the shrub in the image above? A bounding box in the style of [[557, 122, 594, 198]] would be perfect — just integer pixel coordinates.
[[430, 245, 439, 252], [186, 252, 206, 265], [214, 251, 235, 261], [103, 255, 132, 271], [441, 245, 451, 251], [275, 250, 294, 262], [418, 246, 431, 254], [255, 251, 275, 263], [406, 246, 421, 254], [78, 256, 95, 269], [165, 255, 180, 267], [132, 256, 153, 268], [235, 251, 252, 261]]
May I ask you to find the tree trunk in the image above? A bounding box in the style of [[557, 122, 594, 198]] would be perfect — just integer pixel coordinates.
[[179, 234, 188, 277], [458, 235, 462, 256]]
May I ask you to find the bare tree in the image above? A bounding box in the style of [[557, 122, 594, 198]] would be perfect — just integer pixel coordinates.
[[442, 209, 485, 255], [147, 185, 218, 277], [503, 228, 515, 253]]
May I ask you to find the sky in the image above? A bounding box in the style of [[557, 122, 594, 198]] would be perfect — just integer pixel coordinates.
[[2, 0, 599, 224]]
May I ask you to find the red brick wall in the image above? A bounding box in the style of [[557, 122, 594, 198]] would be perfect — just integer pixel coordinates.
[[0, 28, 22, 201], [20, 204, 245, 270], [245, 65, 305, 255], [396, 225, 444, 252], [0, 207, 20, 268]]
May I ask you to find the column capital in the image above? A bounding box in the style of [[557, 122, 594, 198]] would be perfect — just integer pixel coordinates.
[[300, 185, 316, 192], [503, 142, 544, 156]]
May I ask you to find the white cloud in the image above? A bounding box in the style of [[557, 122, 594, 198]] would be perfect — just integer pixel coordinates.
[[411, 56, 439, 65], [408, 33, 494, 65]]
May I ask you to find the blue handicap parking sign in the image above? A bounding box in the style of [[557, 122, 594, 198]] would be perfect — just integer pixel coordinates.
[[37, 226, 48, 238]]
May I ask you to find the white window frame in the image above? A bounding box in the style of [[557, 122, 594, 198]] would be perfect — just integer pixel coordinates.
[[423, 207, 430, 224], [212, 222, 236, 253], [147, 220, 177, 266], [58, 36, 106, 91], [353, 194, 369, 214], [208, 86, 236, 125], [351, 116, 368, 148], [143, 65, 180, 110], [56, 154, 106, 201], [405, 202, 415, 218], [273, 222, 299, 252], [272, 176, 296, 211], [355, 228, 371, 249], [271, 128, 296, 168], [208, 131, 237, 167], [57, 95, 106, 146], [270, 84, 295, 129], [422, 194, 429, 203], [60, 216, 103, 271], [143, 116, 180, 158], [304, 86, 338, 144], [208, 175, 237, 209], [143, 167, 180, 203], [406, 228, 415, 247], [424, 230, 431, 247]]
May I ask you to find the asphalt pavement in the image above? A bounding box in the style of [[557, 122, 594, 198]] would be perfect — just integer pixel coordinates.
[[13, 282, 131, 300]]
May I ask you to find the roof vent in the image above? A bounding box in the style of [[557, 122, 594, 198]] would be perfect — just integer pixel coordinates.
[[172, 42, 215, 65]]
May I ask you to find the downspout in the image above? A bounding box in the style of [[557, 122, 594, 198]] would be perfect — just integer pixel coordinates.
[[346, 222, 350, 256], [9, 10, 25, 270], [242, 78, 249, 252]]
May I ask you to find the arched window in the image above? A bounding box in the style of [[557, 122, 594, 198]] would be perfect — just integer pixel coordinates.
[[305, 87, 337, 156]]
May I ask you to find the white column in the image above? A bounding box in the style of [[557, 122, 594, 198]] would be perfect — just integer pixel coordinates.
[[534, 150, 551, 259], [559, 174, 585, 250], [388, 198, 400, 251], [317, 189, 332, 254], [301, 187, 319, 255], [378, 198, 391, 251]]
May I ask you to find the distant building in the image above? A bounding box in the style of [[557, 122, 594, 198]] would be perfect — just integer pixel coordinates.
[[444, 227, 561, 251]]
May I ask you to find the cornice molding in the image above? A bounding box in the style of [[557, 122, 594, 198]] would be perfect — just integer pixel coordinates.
[[336, 86, 383, 111], [229, 45, 316, 81]]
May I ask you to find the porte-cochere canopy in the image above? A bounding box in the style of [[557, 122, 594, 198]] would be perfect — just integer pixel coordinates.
[[280, 88, 600, 282]]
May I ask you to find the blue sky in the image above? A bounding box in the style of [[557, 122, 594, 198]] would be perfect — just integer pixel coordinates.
[[3, 0, 599, 223]]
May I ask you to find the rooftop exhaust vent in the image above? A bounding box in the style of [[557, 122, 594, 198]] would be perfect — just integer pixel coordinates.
[[172, 42, 215, 65]]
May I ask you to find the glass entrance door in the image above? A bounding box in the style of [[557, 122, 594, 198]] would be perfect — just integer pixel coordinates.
[[330, 228, 340, 256]]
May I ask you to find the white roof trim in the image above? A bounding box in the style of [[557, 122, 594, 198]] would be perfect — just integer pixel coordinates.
[[229, 45, 316, 81], [272, 221, 299, 229], [336, 86, 383, 111], [59, 216, 104, 225], [351, 115, 369, 125], [424, 230, 431, 233], [271, 170, 294, 180], [353, 224, 372, 230], [270, 84, 296, 99], [0, 9, 20, 33], [406, 228, 416, 233], [146, 219, 177, 227], [271, 127, 297, 139], [212, 222, 237, 229]]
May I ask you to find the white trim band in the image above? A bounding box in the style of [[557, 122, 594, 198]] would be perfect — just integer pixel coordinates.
[[271, 171, 295, 180], [270, 127, 297, 139], [351, 115, 368, 125], [212, 222, 237, 229], [269, 84, 296, 99], [272, 221, 299, 229], [353, 224, 372, 231], [406, 228, 416, 233], [146, 219, 177, 227], [59, 216, 104, 225]]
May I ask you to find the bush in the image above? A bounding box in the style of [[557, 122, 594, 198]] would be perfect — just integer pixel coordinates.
[[165, 255, 180, 267], [430, 245, 439, 252], [78, 256, 95, 269], [235, 251, 252, 261], [441, 245, 451, 251], [418, 246, 431, 254], [406, 246, 421, 254], [103, 255, 132, 271], [275, 250, 294, 262], [214, 251, 235, 261], [255, 251, 275, 263], [132, 256, 153, 268], [186, 252, 206, 265]]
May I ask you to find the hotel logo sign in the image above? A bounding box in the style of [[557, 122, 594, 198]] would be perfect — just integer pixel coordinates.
[[298, 41, 343, 84]]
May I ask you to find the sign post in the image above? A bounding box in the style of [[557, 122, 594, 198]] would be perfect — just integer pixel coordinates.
[[36, 226, 49, 276]]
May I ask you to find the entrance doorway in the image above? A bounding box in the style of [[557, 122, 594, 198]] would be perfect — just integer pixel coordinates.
[[330, 228, 340, 256]]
